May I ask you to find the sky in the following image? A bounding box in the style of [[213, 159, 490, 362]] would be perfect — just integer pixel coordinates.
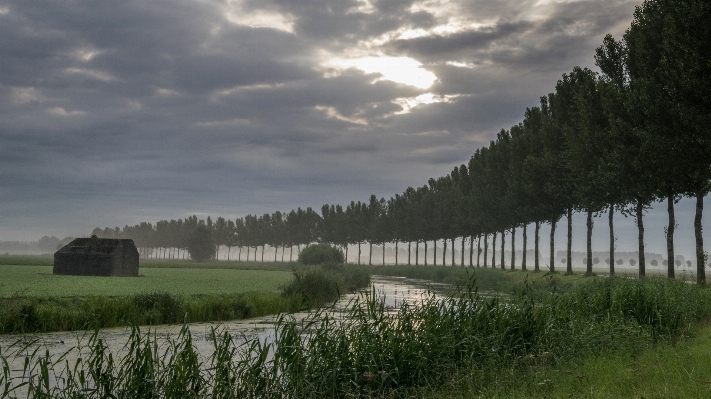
[[1, 0, 706, 258]]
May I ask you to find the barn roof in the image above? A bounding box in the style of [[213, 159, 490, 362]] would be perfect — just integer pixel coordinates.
[[57, 236, 135, 255]]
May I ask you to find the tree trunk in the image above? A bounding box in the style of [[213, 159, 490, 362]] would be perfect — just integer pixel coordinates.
[[586, 209, 593, 276], [434, 240, 438, 266], [424, 241, 428, 266], [492, 232, 497, 268], [369, 242, 373, 266], [344, 245, 347, 263], [395, 241, 399, 265], [609, 203, 615, 276], [408, 241, 411, 265], [238, 247, 242, 261], [274, 245, 278, 262], [511, 226, 516, 271], [382, 243, 385, 265], [550, 218, 557, 272], [443, 239, 447, 266], [695, 190, 705, 285], [535, 221, 540, 272], [522, 224, 527, 271], [452, 238, 456, 266], [636, 198, 645, 277], [667, 195, 675, 279], [261, 246, 264, 262], [566, 207, 572, 275], [500, 230, 505, 270], [358, 242, 361, 265], [483, 234, 488, 268], [477, 233, 482, 267], [461, 236, 465, 266], [415, 241, 419, 266], [469, 235, 474, 267]]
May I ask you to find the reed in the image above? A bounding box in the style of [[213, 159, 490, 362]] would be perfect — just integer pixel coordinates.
[[2, 275, 709, 398]]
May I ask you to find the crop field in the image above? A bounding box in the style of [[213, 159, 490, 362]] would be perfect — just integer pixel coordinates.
[[0, 264, 294, 298]]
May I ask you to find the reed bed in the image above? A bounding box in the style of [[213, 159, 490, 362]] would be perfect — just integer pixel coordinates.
[[2, 275, 709, 398]]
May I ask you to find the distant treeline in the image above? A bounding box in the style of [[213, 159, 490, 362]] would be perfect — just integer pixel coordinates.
[[94, 0, 710, 282], [0, 236, 74, 255]]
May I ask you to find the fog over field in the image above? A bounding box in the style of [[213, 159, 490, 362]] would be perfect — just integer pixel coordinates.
[[1, 0, 707, 259]]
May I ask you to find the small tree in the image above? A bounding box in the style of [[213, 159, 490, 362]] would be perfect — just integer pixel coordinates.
[[188, 225, 215, 262], [298, 243, 345, 265]]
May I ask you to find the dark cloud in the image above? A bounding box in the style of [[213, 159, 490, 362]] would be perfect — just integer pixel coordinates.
[[0, 0, 658, 247], [387, 21, 534, 59]]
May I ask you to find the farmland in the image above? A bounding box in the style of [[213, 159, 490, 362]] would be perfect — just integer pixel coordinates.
[[0, 264, 293, 298], [0, 257, 369, 334]]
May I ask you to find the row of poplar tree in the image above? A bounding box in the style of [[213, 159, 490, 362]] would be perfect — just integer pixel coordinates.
[[95, 0, 710, 283]]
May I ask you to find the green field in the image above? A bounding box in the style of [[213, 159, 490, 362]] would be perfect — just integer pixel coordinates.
[[0, 265, 294, 298]]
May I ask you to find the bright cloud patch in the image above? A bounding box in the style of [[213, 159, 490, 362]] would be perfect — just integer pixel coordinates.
[[224, 1, 295, 33], [394, 93, 464, 113], [11, 87, 46, 104], [64, 68, 115, 82], [328, 56, 437, 89], [47, 107, 86, 117]]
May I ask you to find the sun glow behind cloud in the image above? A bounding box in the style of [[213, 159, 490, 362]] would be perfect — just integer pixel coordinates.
[[327, 56, 437, 89]]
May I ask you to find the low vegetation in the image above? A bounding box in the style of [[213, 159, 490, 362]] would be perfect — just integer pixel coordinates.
[[282, 262, 369, 307], [0, 261, 369, 334], [2, 270, 710, 398]]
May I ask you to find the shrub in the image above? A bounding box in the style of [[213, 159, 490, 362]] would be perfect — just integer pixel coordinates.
[[297, 243, 345, 265], [282, 263, 370, 307]]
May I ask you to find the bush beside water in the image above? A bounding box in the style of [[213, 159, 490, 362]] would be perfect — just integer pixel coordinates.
[[282, 263, 370, 307], [297, 243, 345, 265], [2, 275, 710, 398]]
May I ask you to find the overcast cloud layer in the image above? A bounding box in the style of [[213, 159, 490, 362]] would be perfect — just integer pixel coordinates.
[[7, 0, 694, 253]]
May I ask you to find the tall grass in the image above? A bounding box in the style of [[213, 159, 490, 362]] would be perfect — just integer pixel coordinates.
[[2, 276, 710, 398]]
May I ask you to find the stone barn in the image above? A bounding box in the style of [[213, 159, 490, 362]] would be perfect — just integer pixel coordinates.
[[54, 235, 139, 276]]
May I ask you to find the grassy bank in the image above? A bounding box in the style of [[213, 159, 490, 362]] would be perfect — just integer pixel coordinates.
[[3, 273, 710, 397], [422, 321, 711, 398]]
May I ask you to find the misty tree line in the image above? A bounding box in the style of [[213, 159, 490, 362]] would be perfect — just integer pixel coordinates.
[[95, 0, 710, 283]]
